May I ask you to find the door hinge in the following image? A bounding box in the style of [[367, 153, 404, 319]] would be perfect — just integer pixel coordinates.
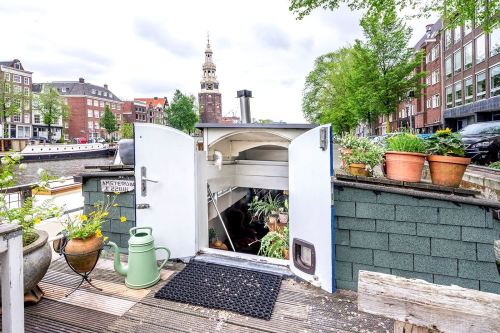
[[319, 127, 328, 151]]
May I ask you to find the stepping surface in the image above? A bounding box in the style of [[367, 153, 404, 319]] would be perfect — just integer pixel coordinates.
[[17, 257, 394, 332], [154, 261, 282, 320]]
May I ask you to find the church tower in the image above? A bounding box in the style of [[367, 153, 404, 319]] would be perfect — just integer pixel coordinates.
[[198, 35, 222, 123]]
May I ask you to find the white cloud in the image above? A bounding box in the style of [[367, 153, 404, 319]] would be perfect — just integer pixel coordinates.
[[0, 0, 434, 123]]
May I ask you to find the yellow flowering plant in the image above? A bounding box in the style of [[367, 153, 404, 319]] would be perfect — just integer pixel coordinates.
[[62, 194, 126, 240]]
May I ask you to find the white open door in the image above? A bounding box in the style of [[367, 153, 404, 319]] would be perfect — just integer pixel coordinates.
[[289, 124, 334, 293], [134, 123, 197, 259]]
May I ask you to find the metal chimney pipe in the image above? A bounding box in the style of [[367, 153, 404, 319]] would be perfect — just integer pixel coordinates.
[[237, 90, 252, 123]]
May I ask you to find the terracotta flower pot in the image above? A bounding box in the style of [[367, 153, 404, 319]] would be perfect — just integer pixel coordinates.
[[64, 235, 103, 273], [349, 163, 371, 177], [340, 148, 352, 169], [427, 155, 471, 187], [282, 249, 289, 260], [385, 151, 426, 182], [278, 212, 288, 224]]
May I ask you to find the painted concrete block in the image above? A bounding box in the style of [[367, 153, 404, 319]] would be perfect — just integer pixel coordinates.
[[334, 201, 356, 218], [431, 238, 476, 260], [339, 187, 377, 203], [356, 203, 395, 220], [433, 275, 479, 290], [335, 245, 373, 265], [352, 263, 391, 281], [335, 279, 357, 291], [462, 227, 498, 244], [376, 192, 419, 206], [338, 217, 375, 231], [83, 179, 98, 192], [389, 234, 430, 255], [335, 261, 353, 281], [416, 224, 461, 240], [391, 269, 433, 283], [477, 243, 496, 262], [373, 250, 413, 271], [414, 255, 458, 276], [480, 281, 500, 294], [458, 260, 500, 283], [89, 191, 105, 204], [376, 220, 416, 235], [350, 231, 388, 250], [115, 193, 135, 208], [334, 230, 350, 245], [418, 198, 462, 209], [395, 205, 438, 223], [440, 206, 486, 227]]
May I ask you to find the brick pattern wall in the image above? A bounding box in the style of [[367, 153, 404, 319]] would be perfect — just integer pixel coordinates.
[[334, 185, 500, 294], [82, 175, 136, 250], [199, 93, 222, 123]]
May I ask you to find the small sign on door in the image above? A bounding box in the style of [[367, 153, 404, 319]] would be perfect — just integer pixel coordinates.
[[101, 179, 135, 193]]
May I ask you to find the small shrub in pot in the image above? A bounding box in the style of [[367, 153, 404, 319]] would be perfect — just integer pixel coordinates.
[[345, 139, 384, 177], [385, 133, 427, 182], [425, 128, 470, 187]]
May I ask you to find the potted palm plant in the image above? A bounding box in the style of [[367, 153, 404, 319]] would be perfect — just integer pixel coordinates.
[[385, 133, 427, 182], [425, 128, 471, 187], [345, 141, 384, 177]]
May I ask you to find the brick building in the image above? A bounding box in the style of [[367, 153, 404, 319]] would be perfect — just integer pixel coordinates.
[[198, 37, 222, 123], [134, 97, 167, 124], [122, 100, 147, 123], [50, 78, 123, 140], [31, 83, 64, 141], [0, 59, 33, 138]]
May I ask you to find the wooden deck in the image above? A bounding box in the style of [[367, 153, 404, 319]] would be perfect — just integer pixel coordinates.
[[18, 257, 393, 333]]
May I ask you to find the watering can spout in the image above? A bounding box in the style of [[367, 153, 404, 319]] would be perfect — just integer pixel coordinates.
[[108, 241, 128, 276]]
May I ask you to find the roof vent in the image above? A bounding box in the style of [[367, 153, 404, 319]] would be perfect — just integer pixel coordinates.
[[237, 90, 252, 124], [104, 84, 108, 89], [79, 77, 85, 83]]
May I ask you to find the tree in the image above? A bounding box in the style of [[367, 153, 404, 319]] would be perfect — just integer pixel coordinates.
[[100, 105, 117, 140], [165, 90, 199, 134], [289, 0, 499, 32], [37, 85, 69, 142], [0, 76, 29, 138], [120, 122, 134, 139]]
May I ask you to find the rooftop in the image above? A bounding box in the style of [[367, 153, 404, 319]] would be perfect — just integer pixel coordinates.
[[196, 123, 317, 129], [50, 79, 121, 102]]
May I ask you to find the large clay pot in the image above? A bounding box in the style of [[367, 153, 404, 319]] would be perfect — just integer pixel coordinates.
[[64, 235, 103, 273], [0, 229, 51, 300], [385, 151, 426, 182], [427, 155, 471, 187], [349, 163, 371, 177]]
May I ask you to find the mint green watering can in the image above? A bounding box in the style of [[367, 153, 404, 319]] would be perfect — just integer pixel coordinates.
[[108, 227, 170, 289]]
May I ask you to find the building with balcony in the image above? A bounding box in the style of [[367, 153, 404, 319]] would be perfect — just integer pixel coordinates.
[[0, 59, 33, 138]]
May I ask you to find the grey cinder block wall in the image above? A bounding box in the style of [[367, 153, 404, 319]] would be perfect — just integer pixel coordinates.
[[334, 180, 500, 294], [81, 171, 136, 251]]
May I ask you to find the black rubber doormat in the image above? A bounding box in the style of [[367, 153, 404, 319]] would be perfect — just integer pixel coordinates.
[[154, 261, 282, 320]]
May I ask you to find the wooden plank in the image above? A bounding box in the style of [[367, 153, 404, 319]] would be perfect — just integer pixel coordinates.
[[39, 281, 136, 316], [394, 321, 439, 333], [358, 271, 500, 333]]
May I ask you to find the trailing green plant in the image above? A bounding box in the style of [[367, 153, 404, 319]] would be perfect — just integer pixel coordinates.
[[489, 161, 500, 170], [425, 128, 465, 157], [258, 226, 289, 259], [248, 193, 283, 221], [345, 141, 384, 172], [386, 133, 426, 153]]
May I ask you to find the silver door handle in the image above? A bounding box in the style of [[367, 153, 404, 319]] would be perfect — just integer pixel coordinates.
[[142, 178, 158, 183], [141, 166, 158, 196]]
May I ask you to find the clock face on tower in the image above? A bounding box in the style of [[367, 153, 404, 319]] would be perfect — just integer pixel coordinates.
[[207, 83, 213, 90]]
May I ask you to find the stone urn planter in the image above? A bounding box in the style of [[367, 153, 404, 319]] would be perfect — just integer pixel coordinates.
[[427, 155, 471, 187], [64, 235, 103, 273], [0, 229, 52, 300], [385, 151, 426, 182]]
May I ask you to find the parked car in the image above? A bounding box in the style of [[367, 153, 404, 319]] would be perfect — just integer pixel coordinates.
[[88, 137, 105, 144], [72, 137, 88, 144], [460, 121, 500, 164], [29, 136, 49, 144]]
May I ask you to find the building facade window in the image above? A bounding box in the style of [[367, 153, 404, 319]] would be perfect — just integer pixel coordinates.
[[4, 84, 10, 93], [23, 114, 29, 123], [426, 75, 432, 85], [24, 101, 29, 110], [431, 45, 439, 60], [432, 69, 440, 84], [432, 94, 440, 108], [91, 89, 96, 94], [464, 21, 472, 35], [95, 122, 100, 130], [490, 65, 500, 96], [13, 75, 21, 83], [23, 87, 29, 96], [445, 29, 452, 49], [93, 100, 98, 107], [464, 42, 473, 69], [454, 82, 462, 106], [4, 73, 10, 81], [87, 99, 92, 106], [99, 101, 104, 107], [14, 85, 21, 93], [23, 77, 29, 85], [445, 86, 453, 108], [94, 111, 100, 118], [87, 110, 93, 117], [34, 114, 40, 124], [12, 115, 20, 122], [454, 26, 461, 43], [464, 77, 473, 103], [490, 27, 500, 57], [426, 98, 431, 108], [88, 121, 93, 129], [426, 52, 431, 64], [476, 71, 486, 100], [445, 56, 452, 78], [453, 50, 461, 73], [475, 34, 485, 63]]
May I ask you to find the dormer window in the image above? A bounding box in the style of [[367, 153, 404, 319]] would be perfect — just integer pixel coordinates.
[[14, 62, 21, 70], [98, 91, 102, 96], [103, 92, 107, 97], [91, 89, 96, 94]]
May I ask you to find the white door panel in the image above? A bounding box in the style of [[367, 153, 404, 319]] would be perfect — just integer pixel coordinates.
[[289, 124, 334, 293], [135, 123, 197, 259]]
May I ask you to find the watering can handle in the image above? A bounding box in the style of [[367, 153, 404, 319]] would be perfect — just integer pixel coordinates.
[[156, 247, 171, 271], [129, 226, 152, 236]]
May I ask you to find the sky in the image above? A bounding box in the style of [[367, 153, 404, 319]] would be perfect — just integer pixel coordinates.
[[0, 0, 436, 123]]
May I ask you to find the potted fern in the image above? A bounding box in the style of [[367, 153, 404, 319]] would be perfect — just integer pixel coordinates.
[[259, 226, 289, 260], [425, 129, 471, 187], [385, 133, 427, 182]]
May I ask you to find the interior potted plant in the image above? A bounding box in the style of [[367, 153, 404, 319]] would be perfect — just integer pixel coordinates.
[[61, 195, 125, 273], [345, 140, 384, 177], [385, 133, 427, 182], [425, 128, 471, 187], [248, 193, 282, 232], [208, 227, 228, 251], [258, 226, 289, 260], [278, 199, 288, 224], [0, 154, 62, 301]]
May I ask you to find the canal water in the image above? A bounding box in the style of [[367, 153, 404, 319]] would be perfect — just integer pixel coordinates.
[[15, 157, 114, 185]]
